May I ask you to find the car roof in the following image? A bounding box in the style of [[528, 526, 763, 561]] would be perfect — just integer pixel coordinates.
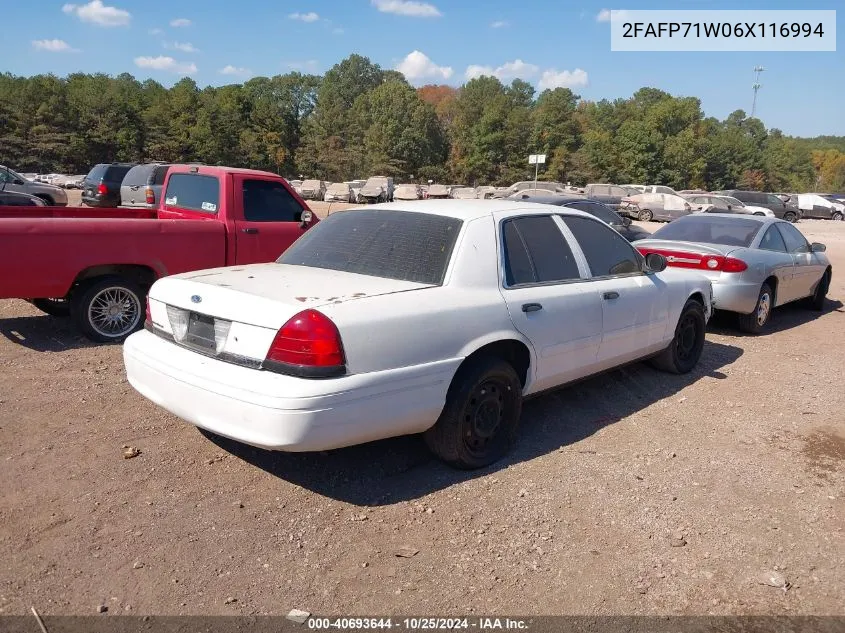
[[513, 194, 594, 206], [359, 199, 599, 222]]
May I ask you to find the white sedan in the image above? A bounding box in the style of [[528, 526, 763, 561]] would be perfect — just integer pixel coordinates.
[[124, 200, 713, 469]]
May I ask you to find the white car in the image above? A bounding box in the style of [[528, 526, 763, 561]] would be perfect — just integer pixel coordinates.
[[124, 200, 713, 469]]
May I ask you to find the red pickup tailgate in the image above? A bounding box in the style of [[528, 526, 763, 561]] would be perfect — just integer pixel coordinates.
[[0, 217, 225, 299]]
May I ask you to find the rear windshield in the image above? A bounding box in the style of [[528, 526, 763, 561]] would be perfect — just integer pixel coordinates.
[[85, 164, 108, 181], [651, 216, 763, 247], [104, 165, 134, 182], [163, 173, 220, 213], [277, 209, 463, 285], [122, 165, 153, 186]]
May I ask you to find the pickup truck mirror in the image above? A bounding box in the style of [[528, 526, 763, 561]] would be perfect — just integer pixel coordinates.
[[299, 209, 313, 228], [621, 216, 632, 227]]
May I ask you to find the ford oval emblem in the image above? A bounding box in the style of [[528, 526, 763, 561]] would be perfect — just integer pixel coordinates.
[[191, 295, 202, 304]]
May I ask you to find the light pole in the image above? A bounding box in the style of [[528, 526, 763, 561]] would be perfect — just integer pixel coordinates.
[[751, 65, 765, 118]]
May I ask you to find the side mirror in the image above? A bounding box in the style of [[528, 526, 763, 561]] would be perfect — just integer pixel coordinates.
[[14, 179, 25, 185], [811, 242, 826, 253], [621, 216, 632, 227], [643, 252, 667, 273], [299, 209, 313, 228]]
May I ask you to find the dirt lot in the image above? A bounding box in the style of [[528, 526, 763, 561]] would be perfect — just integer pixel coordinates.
[[1, 205, 844, 617]]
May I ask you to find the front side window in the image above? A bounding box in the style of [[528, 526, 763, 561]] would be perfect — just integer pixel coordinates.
[[776, 222, 810, 253], [562, 216, 642, 277], [242, 179, 304, 222], [502, 215, 581, 286]]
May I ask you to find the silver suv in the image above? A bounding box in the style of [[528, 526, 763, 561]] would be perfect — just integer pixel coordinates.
[[0, 165, 68, 206]]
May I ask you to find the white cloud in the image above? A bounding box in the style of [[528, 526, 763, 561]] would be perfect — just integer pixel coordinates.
[[286, 60, 320, 72], [596, 9, 629, 22], [165, 41, 199, 53], [220, 65, 252, 77], [62, 1, 130, 27], [464, 59, 539, 81], [134, 55, 197, 75], [538, 68, 589, 90], [372, 0, 441, 18], [148, 27, 163, 35], [596, 9, 611, 22], [490, 20, 508, 28], [396, 50, 453, 82], [32, 39, 80, 53], [332, 27, 345, 34], [170, 18, 191, 27], [288, 12, 320, 22]]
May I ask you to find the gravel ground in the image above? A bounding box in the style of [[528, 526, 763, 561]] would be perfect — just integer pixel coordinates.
[[1, 201, 843, 617]]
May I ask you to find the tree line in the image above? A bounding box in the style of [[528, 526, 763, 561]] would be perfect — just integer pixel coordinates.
[[1, 53, 844, 192]]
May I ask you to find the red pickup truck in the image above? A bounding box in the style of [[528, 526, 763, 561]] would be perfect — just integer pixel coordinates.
[[0, 165, 318, 342]]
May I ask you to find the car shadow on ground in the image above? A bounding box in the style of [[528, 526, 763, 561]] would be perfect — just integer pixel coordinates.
[[0, 315, 99, 352], [708, 298, 844, 337], [204, 339, 743, 507]]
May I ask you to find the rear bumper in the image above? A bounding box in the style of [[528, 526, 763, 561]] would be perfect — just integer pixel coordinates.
[[123, 330, 456, 452], [712, 279, 761, 314]]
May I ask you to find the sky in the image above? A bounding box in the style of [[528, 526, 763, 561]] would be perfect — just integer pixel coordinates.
[[2, 0, 843, 137]]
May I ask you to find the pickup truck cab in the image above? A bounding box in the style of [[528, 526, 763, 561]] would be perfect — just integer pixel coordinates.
[[0, 165, 317, 342]]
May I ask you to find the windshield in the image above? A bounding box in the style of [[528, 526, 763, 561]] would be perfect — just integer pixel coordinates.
[[651, 216, 763, 247], [327, 183, 348, 193], [302, 180, 321, 188], [278, 209, 463, 285], [0, 166, 26, 183]]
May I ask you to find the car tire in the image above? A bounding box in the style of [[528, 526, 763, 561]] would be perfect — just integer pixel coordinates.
[[648, 299, 706, 374], [832, 212, 844, 221], [807, 269, 831, 311], [71, 276, 145, 343], [638, 209, 653, 222], [424, 356, 523, 470], [31, 298, 71, 317], [783, 211, 797, 223], [737, 283, 774, 334]]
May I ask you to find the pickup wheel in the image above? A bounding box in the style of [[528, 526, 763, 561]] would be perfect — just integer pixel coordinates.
[[424, 357, 523, 469], [31, 298, 71, 317], [71, 277, 145, 343], [649, 298, 706, 374]]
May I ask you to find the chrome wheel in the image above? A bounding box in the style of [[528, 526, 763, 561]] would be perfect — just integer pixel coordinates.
[[756, 291, 771, 326], [87, 286, 141, 338]]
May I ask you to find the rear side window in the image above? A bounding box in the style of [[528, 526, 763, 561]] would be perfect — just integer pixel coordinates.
[[502, 216, 580, 286], [163, 173, 220, 213], [278, 209, 462, 285], [562, 216, 641, 277], [759, 225, 787, 252], [242, 179, 304, 222]]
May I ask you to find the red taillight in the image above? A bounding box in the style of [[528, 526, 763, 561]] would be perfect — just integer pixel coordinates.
[[97, 183, 108, 195], [264, 309, 345, 378], [145, 187, 155, 205], [144, 296, 152, 326], [636, 248, 748, 273]]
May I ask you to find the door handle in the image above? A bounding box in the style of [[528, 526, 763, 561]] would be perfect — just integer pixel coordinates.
[[603, 291, 620, 300], [522, 303, 543, 313], [241, 228, 259, 234]]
